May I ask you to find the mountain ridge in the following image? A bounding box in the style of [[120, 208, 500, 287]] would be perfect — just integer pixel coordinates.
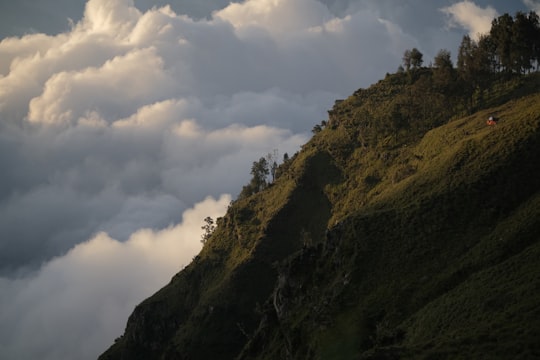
[[100, 70, 540, 359]]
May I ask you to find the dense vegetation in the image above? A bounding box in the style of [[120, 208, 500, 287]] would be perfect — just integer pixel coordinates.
[[100, 12, 540, 360], [461, 11, 540, 75]]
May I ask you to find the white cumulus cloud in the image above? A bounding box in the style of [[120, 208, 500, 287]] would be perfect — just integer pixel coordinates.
[[28, 46, 174, 125], [441, 0, 498, 41], [214, 0, 330, 37]]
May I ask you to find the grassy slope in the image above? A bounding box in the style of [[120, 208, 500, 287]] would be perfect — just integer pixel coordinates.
[[100, 73, 540, 360], [239, 76, 540, 359]]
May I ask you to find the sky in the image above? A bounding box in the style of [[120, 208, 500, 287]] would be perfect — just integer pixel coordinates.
[[0, 0, 537, 359]]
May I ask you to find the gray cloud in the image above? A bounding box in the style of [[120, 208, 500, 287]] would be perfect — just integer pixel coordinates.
[[0, 0, 529, 359], [524, 0, 540, 13], [0, 0, 232, 39]]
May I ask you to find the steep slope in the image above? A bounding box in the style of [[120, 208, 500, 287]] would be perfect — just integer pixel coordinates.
[[100, 146, 343, 360], [239, 89, 540, 360], [100, 72, 540, 360]]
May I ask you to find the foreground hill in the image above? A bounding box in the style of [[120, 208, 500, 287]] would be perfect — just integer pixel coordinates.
[[100, 71, 540, 359]]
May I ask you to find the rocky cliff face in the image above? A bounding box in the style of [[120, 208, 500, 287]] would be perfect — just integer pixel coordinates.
[[100, 72, 540, 360]]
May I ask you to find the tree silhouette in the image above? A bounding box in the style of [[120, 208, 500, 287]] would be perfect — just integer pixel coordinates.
[[201, 216, 215, 244], [403, 48, 424, 71], [433, 49, 455, 91], [410, 48, 424, 69], [402, 49, 412, 71], [490, 13, 514, 72]]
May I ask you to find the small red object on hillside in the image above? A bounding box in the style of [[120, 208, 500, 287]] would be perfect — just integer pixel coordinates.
[[486, 115, 498, 126]]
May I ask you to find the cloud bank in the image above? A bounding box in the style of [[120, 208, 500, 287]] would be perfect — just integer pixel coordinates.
[[0, 0, 513, 359], [0, 195, 230, 360], [0, 0, 418, 274]]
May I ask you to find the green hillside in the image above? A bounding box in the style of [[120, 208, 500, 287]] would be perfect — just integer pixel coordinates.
[[99, 68, 540, 359], [237, 75, 540, 360]]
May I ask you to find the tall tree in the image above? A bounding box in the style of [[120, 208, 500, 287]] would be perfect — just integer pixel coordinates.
[[529, 11, 540, 71], [433, 49, 455, 88], [475, 34, 497, 74], [457, 35, 477, 106], [200, 216, 215, 244], [433, 49, 453, 69], [250, 157, 269, 193], [402, 49, 412, 71], [266, 149, 279, 183], [403, 48, 424, 71], [457, 35, 475, 78], [512, 11, 534, 73], [238, 156, 271, 199], [490, 13, 514, 72], [518, 11, 540, 72], [410, 48, 424, 69]]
